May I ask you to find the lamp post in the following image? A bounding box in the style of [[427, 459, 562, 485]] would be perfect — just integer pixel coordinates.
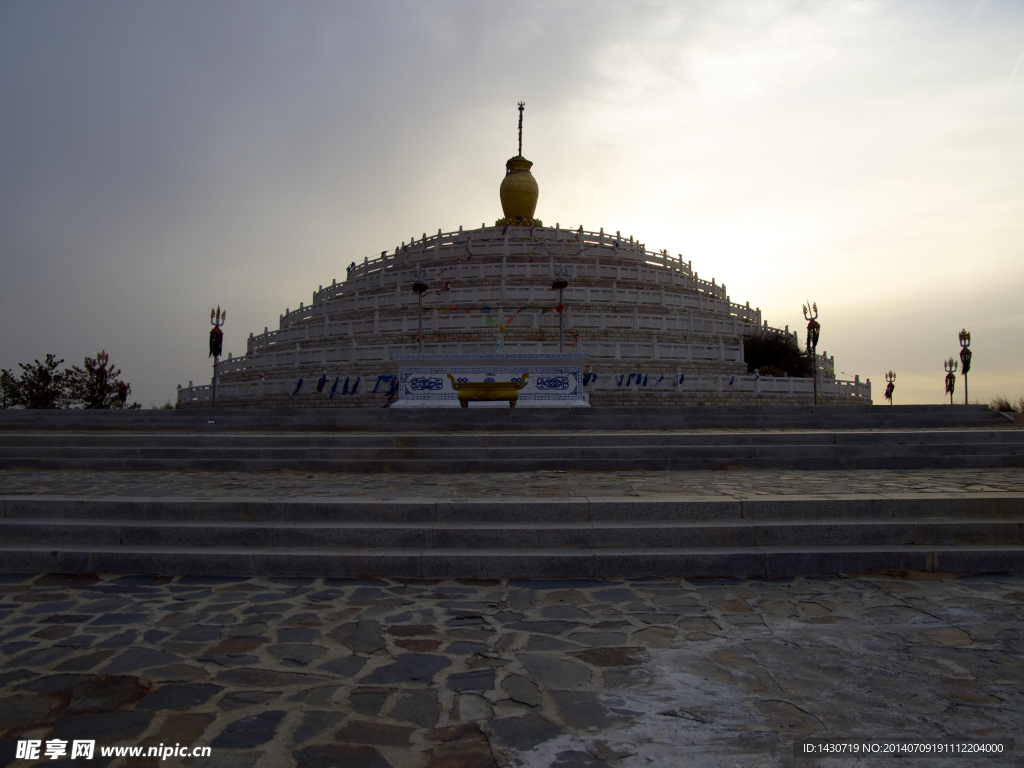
[[412, 267, 428, 353], [884, 370, 896, 404], [944, 357, 957, 405], [209, 306, 225, 408], [552, 265, 569, 353], [803, 301, 820, 405], [958, 329, 972, 405]]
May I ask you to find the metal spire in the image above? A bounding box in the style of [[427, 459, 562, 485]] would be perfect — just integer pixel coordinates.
[[517, 101, 524, 156]]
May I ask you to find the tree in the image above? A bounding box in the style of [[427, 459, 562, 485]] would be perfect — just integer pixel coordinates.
[[743, 330, 813, 378], [1, 354, 75, 409], [1, 351, 141, 409], [69, 351, 141, 409]]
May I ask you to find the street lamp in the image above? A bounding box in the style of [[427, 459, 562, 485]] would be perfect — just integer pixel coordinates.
[[209, 306, 226, 408], [884, 370, 896, 404], [958, 329, 972, 405], [412, 267, 428, 353], [552, 265, 569, 353], [803, 301, 820, 405], [944, 357, 957, 405]]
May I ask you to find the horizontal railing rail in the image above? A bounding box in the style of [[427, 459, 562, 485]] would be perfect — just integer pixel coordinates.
[[314, 256, 728, 309], [270, 281, 763, 339], [277, 224, 741, 325], [221, 337, 747, 377], [177, 371, 870, 405], [245, 309, 789, 357]]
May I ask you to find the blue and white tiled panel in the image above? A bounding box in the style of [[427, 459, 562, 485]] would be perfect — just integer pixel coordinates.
[[395, 365, 588, 408]]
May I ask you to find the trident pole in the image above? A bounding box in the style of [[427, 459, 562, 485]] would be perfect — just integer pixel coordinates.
[[209, 307, 225, 409]]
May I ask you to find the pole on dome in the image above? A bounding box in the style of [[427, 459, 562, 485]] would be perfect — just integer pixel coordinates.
[[412, 268, 428, 353], [518, 102, 524, 157], [552, 266, 569, 353]]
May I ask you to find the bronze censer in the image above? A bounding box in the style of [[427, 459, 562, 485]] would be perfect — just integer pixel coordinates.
[[447, 373, 530, 409]]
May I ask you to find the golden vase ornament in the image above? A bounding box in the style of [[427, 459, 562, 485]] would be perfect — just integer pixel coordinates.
[[499, 156, 539, 223]]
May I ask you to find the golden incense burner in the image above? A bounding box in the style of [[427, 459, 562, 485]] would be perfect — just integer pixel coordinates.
[[447, 373, 529, 409]]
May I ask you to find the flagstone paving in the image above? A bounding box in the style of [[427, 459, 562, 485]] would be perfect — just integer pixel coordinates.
[[1, 467, 1023, 499], [1, 572, 1022, 767]]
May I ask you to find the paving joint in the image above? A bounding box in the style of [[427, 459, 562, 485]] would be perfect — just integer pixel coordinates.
[[1, 571, 1022, 766]]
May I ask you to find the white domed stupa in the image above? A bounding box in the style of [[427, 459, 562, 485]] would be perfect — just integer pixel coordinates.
[[178, 106, 870, 408]]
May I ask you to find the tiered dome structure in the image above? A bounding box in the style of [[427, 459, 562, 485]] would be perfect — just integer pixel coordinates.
[[177, 108, 870, 408]]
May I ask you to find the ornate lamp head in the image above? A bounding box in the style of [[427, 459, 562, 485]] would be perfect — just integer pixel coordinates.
[[958, 330, 972, 374], [944, 357, 957, 397], [551, 265, 568, 291], [208, 308, 225, 358], [412, 266, 428, 294], [883, 371, 895, 404], [803, 301, 820, 354]]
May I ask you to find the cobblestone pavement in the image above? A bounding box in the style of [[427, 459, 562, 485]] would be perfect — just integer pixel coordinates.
[[1, 572, 1022, 767], [1, 468, 1023, 499]]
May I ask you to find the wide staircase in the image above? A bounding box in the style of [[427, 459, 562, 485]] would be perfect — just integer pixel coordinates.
[[1, 494, 1021, 579], [0, 405, 1020, 472], [0, 405, 1021, 577]]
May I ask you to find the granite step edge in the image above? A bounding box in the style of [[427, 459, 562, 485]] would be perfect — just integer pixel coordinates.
[[0, 543, 1021, 578]]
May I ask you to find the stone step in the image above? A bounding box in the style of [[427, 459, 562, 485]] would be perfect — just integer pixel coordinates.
[[1, 542, 1021, 578], [4, 494, 1020, 577], [2, 443, 1021, 461], [5, 494, 1022, 522], [2, 454, 1021, 472], [0, 405, 1009, 434], [1, 429, 1021, 447], [2, 516, 1021, 549], [1, 425, 1019, 472]]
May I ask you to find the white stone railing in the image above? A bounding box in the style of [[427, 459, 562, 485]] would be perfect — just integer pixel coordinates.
[[177, 370, 870, 405], [288, 224, 740, 319], [814, 351, 835, 379], [588, 371, 869, 399], [220, 337, 747, 378], [175, 381, 212, 405], [267, 282, 762, 345], [339, 225, 675, 280], [245, 308, 787, 357], [312, 252, 732, 311], [331, 251, 712, 296]]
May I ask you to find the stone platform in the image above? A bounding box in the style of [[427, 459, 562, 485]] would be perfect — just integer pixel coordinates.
[[1, 407, 1022, 764], [0, 571, 1021, 767], [391, 354, 589, 409]]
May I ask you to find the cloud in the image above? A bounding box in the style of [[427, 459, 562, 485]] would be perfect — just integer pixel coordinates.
[[1, 0, 1022, 405]]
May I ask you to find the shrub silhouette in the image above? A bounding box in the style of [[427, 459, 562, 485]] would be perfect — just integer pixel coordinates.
[[2, 352, 140, 409], [743, 331, 813, 378]]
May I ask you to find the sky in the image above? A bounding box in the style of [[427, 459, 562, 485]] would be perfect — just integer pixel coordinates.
[[1, 0, 1022, 407]]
